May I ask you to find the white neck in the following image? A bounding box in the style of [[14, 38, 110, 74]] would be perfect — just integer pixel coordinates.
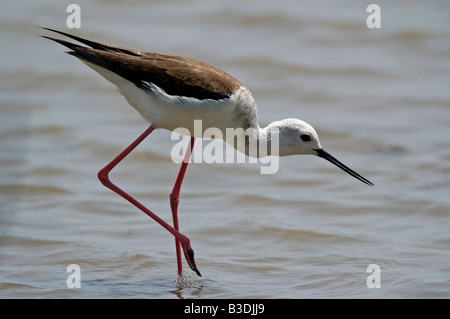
[[223, 122, 281, 158]]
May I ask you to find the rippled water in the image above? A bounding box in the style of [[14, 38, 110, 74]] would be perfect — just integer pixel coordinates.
[[1, 0, 450, 298]]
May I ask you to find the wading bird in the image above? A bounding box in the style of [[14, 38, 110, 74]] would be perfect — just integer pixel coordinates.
[[42, 28, 373, 277]]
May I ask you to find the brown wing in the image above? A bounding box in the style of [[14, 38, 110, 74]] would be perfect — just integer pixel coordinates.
[[42, 28, 242, 100]]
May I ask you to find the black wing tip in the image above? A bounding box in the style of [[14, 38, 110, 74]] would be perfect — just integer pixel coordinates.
[[41, 35, 77, 50], [40, 27, 142, 57], [39, 27, 100, 51], [39, 27, 80, 44], [39, 26, 58, 33], [39, 27, 88, 52]]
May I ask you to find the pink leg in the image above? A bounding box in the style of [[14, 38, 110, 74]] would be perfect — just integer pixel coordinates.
[[170, 137, 195, 276], [97, 124, 201, 276]]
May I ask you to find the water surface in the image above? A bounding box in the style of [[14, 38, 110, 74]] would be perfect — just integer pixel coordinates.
[[1, 0, 450, 298]]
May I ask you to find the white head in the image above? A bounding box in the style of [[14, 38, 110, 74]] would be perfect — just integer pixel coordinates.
[[267, 118, 321, 156], [266, 118, 373, 186]]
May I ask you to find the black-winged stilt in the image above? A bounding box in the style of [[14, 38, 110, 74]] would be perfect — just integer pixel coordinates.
[[42, 28, 373, 277]]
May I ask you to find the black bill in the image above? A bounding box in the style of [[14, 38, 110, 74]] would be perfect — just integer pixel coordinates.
[[315, 148, 373, 186]]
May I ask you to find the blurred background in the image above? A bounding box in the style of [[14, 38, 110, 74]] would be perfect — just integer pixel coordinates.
[[1, 0, 449, 298]]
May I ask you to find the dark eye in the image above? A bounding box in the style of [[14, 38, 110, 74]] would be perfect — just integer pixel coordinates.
[[300, 134, 311, 142]]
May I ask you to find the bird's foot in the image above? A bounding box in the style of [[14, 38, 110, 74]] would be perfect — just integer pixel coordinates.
[[181, 241, 201, 277]]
